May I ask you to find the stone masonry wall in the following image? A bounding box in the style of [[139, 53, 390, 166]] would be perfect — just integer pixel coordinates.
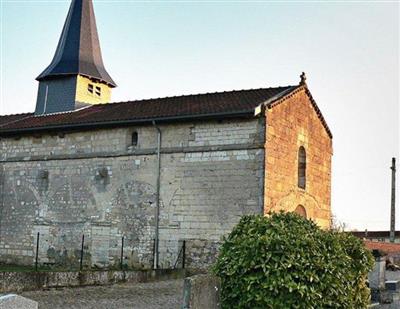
[[264, 87, 332, 228], [0, 118, 264, 268]]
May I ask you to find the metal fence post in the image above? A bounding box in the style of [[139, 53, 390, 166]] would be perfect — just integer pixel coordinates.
[[182, 240, 186, 269], [35, 232, 40, 271], [120, 236, 124, 270], [152, 238, 156, 269], [80, 234, 85, 271]]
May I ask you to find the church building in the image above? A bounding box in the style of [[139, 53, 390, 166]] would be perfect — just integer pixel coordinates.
[[0, 0, 332, 269]]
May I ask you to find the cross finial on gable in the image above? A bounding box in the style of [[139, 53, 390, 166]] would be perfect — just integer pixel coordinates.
[[300, 72, 307, 86]]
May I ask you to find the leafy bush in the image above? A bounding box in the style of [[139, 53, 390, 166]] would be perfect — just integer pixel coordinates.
[[213, 212, 374, 309]]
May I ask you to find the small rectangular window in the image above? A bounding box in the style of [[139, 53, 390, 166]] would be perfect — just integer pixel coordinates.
[[131, 132, 138, 146], [95, 86, 101, 97], [88, 84, 94, 94]]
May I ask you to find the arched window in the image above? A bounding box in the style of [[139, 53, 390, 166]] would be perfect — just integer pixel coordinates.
[[298, 146, 306, 189], [295, 205, 307, 218], [131, 132, 138, 146]]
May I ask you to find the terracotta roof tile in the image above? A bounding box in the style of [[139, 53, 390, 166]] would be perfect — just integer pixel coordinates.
[[0, 113, 33, 126], [0, 86, 295, 134], [364, 241, 400, 254]]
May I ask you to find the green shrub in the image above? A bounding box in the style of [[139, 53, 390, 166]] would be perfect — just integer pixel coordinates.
[[213, 212, 374, 309]]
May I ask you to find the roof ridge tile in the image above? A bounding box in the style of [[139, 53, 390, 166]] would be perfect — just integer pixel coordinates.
[[107, 85, 296, 106], [0, 112, 33, 117]]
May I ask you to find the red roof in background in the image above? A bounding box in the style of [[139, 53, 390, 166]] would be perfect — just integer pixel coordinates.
[[0, 86, 295, 134], [352, 231, 400, 238], [364, 241, 400, 254]]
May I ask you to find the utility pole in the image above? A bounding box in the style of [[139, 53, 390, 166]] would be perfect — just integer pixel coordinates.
[[390, 157, 396, 243]]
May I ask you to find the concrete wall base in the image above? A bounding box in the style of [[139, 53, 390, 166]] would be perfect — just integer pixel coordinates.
[[0, 269, 187, 293]]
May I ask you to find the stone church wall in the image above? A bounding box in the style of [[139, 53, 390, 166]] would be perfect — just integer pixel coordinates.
[[0, 118, 264, 268], [264, 88, 332, 228]]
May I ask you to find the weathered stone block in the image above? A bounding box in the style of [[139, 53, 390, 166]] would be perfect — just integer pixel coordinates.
[[369, 258, 386, 290], [0, 294, 38, 309], [182, 274, 220, 309]]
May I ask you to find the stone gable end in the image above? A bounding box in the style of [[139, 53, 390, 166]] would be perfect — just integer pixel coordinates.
[[264, 88, 332, 228]]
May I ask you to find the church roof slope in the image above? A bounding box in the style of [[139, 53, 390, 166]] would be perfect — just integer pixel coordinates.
[[0, 86, 295, 134], [0, 113, 34, 126], [36, 0, 116, 87]]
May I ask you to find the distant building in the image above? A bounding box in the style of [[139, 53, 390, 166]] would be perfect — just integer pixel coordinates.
[[352, 231, 400, 243], [364, 240, 400, 264], [0, 0, 332, 268]]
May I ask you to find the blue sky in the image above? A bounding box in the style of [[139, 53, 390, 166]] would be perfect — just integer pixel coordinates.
[[1, 0, 399, 230]]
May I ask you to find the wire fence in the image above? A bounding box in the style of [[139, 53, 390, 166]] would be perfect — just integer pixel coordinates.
[[0, 231, 219, 272], [25, 232, 187, 272]]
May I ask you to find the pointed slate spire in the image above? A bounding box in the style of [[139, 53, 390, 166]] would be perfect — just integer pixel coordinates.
[[36, 0, 116, 87]]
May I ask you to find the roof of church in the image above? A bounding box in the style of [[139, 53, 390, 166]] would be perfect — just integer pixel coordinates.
[[0, 113, 32, 127], [0, 84, 332, 138], [0, 86, 291, 132], [36, 0, 116, 87]]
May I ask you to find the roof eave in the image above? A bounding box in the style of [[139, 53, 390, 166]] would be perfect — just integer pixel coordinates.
[[0, 110, 255, 137], [36, 73, 117, 88]]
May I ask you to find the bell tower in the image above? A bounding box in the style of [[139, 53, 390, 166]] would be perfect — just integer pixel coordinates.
[[35, 0, 116, 115]]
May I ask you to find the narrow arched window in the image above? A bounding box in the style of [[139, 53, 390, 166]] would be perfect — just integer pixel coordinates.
[[131, 132, 138, 146], [298, 146, 306, 189]]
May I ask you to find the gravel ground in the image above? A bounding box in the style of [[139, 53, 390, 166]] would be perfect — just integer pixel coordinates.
[[21, 279, 184, 309], [376, 303, 400, 309], [19, 274, 400, 309]]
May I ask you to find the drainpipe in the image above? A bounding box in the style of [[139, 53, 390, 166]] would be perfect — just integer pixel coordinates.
[[152, 121, 161, 269], [390, 157, 396, 243]]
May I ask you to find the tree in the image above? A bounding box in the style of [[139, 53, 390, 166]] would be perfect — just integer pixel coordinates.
[[213, 212, 374, 309]]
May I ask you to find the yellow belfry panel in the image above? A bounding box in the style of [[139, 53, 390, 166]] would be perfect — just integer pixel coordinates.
[[75, 75, 112, 105]]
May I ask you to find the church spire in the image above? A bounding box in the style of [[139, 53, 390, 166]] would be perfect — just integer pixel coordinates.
[[36, 0, 116, 87], [35, 0, 116, 115]]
